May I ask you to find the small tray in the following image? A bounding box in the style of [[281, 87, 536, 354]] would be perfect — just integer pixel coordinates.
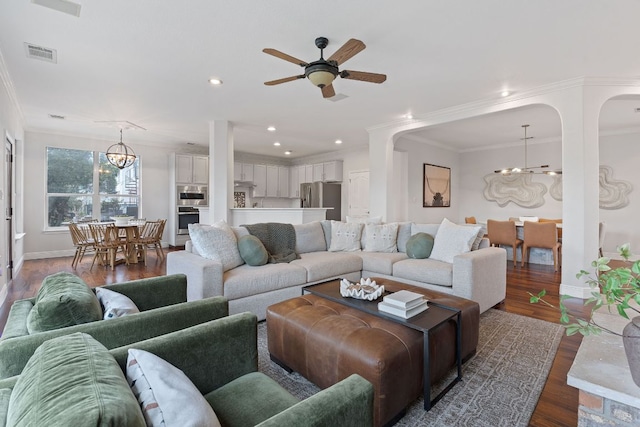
[[340, 278, 384, 301]]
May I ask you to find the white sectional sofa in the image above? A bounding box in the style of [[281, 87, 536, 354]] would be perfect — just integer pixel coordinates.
[[166, 220, 506, 320]]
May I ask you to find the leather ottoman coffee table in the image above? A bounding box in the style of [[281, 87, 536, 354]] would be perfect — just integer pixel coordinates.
[[266, 278, 480, 427]]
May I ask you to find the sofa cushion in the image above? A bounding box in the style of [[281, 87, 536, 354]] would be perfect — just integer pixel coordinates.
[[430, 219, 481, 264], [205, 372, 299, 427], [223, 263, 308, 300], [320, 220, 332, 249], [357, 252, 408, 276], [363, 223, 398, 253], [291, 252, 363, 282], [26, 272, 102, 333], [393, 258, 453, 287], [406, 232, 435, 259], [189, 221, 244, 272], [96, 287, 140, 319], [0, 388, 10, 427], [127, 348, 221, 427], [7, 332, 145, 427], [294, 222, 327, 253], [396, 222, 413, 253], [237, 235, 269, 266], [328, 221, 363, 252]]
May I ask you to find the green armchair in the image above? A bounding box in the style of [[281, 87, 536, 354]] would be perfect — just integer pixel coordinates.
[[0, 313, 374, 426], [0, 273, 229, 379]]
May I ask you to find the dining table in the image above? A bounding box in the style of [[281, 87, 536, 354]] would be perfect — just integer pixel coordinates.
[[81, 221, 145, 265]]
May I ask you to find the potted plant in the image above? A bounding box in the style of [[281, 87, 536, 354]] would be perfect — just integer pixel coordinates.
[[529, 243, 640, 385]]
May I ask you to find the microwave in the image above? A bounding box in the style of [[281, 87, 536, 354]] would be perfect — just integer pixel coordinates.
[[177, 185, 208, 207]]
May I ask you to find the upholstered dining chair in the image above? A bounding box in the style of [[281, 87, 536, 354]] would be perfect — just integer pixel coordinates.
[[539, 218, 563, 242], [522, 221, 562, 271], [599, 221, 607, 257], [88, 223, 128, 270], [486, 219, 522, 267], [464, 216, 477, 224]]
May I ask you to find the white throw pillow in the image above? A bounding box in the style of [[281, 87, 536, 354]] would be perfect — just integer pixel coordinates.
[[126, 349, 221, 427], [328, 221, 363, 252], [363, 223, 399, 253], [462, 224, 486, 251], [95, 287, 140, 320], [188, 221, 243, 271], [430, 218, 481, 263]]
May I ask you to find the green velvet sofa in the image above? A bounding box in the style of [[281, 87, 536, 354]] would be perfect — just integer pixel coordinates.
[[0, 313, 374, 426], [0, 273, 229, 379]]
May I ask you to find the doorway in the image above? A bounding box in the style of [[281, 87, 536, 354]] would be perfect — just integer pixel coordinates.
[[348, 170, 369, 218]]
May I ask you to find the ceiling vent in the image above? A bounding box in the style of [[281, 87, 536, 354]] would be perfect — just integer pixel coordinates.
[[24, 43, 57, 63], [48, 114, 65, 120], [31, 0, 81, 17], [635, 107, 640, 113]]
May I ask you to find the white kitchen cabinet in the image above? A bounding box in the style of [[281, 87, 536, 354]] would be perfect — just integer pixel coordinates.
[[289, 167, 300, 198], [266, 165, 279, 197], [278, 166, 289, 197], [305, 165, 313, 182], [312, 160, 343, 182], [175, 154, 209, 184], [234, 162, 254, 182], [253, 164, 267, 197]]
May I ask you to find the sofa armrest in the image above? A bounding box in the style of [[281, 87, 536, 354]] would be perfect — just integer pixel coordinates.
[[102, 274, 187, 311], [109, 312, 257, 395], [1, 300, 34, 340], [256, 374, 374, 427], [452, 247, 507, 313], [0, 297, 229, 379], [166, 251, 224, 301]]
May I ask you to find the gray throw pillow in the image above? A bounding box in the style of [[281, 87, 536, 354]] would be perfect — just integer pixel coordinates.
[[406, 232, 434, 259], [188, 221, 244, 271], [237, 235, 269, 266]]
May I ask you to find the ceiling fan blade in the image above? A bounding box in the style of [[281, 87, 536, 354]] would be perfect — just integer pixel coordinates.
[[340, 70, 387, 84], [262, 48, 309, 67], [264, 75, 306, 86], [327, 38, 366, 65], [321, 84, 335, 98]]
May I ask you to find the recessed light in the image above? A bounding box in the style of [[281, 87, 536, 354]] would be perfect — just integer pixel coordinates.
[[267, 126, 276, 132], [335, 139, 342, 145], [406, 114, 413, 120], [284, 151, 292, 155], [501, 90, 510, 97], [273, 142, 281, 146], [208, 77, 223, 85]]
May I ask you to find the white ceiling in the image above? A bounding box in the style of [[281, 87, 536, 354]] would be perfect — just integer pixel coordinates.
[[1, 1, 640, 158]]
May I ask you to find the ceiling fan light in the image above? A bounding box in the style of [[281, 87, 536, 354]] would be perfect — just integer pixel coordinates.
[[307, 70, 336, 88]]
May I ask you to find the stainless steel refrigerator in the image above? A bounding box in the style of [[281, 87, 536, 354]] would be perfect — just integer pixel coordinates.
[[300, 182, 341, 221]]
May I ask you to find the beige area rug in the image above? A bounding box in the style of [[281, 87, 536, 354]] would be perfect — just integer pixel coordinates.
[[258, 309, 564, 427]]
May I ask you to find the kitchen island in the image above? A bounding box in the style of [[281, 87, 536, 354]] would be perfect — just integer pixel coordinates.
[[229, 208, 332, 226]]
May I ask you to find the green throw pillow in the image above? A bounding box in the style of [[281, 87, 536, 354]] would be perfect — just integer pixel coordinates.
[[6, 332, 145, 427], [237, 235, 269, 266], [26, 272, 103, 334], [406, 232, 434, 259]]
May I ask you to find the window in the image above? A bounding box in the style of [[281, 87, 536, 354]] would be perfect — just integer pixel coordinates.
[[46, 147, 140, 228]]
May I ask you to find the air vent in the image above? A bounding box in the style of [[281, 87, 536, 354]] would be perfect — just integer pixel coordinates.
[[24, 43, 57, 63], [31, 0, 81, 17], [635, 107, 640, 113], [48, 114, 65, 120]]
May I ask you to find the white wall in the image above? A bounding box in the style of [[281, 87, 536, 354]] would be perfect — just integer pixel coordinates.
[[23, 131, 182, 259], [599, 132, 640, 253], [458, 139, 563, 223], [394, 137, 460, 223]]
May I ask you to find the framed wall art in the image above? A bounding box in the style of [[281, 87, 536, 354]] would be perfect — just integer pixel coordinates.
[[423, 163, 451, 207]]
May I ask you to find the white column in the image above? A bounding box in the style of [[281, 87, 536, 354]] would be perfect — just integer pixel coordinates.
[[367, 128, 395, 221], [209, 120, 234, 223]]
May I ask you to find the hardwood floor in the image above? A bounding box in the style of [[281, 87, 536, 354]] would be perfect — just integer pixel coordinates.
[[0, 253, 587, 426]]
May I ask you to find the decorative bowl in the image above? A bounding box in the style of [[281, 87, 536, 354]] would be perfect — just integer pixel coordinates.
[[111, 216, 133, 226], [340, 278, 384, 301]]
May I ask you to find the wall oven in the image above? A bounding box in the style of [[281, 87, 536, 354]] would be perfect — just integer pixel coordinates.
[[177, 185, 208, 207], [177, 207, 200, 235]]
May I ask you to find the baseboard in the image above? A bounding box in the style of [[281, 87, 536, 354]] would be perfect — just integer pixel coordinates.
[[24, 242, 169, 261], [559, 282, 593, 299]]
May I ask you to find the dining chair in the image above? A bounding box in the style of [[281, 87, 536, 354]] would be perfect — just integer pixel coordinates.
[[88, 223, 128, 270], [599, 221, 607, 257], [68, 223, 96, 268], [487, 220, 522, 267], [539, 218, 563, 242], [134, 219, 166, 264], [464, 216, 477, 224], [522, 221, 562, 271]]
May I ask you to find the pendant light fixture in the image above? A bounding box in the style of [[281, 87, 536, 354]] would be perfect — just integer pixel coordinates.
[[494, 124, 561, 175], [106, 129, 136, 169]]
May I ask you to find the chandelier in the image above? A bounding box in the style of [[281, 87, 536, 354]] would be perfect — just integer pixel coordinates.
[[494, 124, 561, 175], [106, 129, 136, 169]]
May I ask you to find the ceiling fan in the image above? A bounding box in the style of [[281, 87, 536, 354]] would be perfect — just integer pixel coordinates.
[[263, 37, 387, 98]]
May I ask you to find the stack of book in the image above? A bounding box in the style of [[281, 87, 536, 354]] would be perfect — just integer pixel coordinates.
[[378, 290, 428, 319]]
